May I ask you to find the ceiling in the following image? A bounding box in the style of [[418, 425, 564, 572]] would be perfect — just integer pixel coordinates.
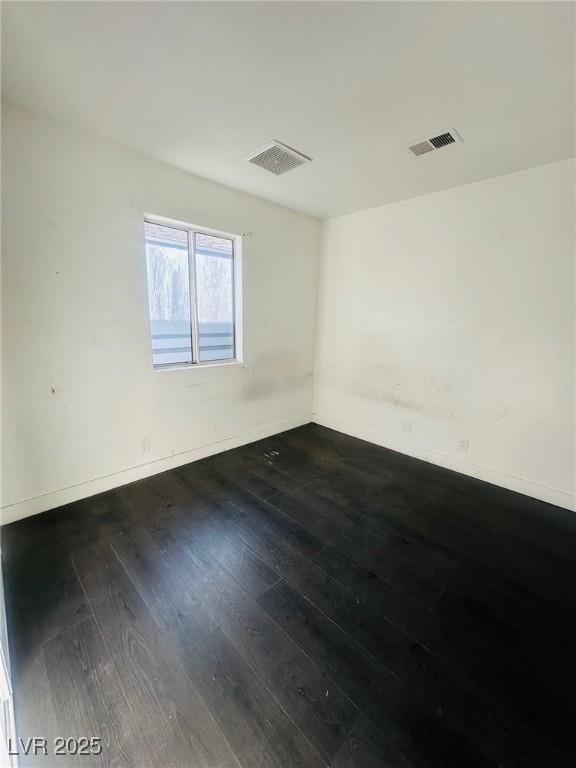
[[2, 1, 574, 219]]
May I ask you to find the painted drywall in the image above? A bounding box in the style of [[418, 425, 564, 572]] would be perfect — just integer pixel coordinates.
[[314, 159, 576, 510], [4, 2, 575, 219], [1, 105, 320, 523], [2, 106, 574, 523]]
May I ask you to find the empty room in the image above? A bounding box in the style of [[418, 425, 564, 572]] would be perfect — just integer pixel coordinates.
[[1, 1, 575, 766]]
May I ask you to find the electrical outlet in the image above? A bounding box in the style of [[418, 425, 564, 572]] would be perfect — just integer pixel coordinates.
[[402, 421, 413, 435], [139, 437, 150, 455], [458, 437, 469, 452]]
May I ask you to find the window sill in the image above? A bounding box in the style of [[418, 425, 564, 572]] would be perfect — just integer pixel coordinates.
[[153, 360, 243, 373]]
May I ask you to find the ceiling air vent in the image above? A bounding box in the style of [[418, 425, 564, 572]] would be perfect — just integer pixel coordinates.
[[409, 140, 435, 156], [409, 129, 461, 157], [247, 140, 312, 176], [429, 132, 456, 148]]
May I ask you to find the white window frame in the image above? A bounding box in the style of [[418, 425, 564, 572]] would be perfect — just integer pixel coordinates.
[[144, 214, 243, 371]]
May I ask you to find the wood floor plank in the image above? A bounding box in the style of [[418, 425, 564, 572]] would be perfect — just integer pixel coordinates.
[[296, 424, 576, 552], [213, 500, 494, 705], [314, 544, 491, 676], [239, 448, 326, 488], [112, 523, 325, 768], [259, 579, 567, 768], [332, 716, 413, 768], [171, 510, 279, 597], [268, 485, 453, 607], [210, 458, 286, 500], [434, 573, 576, 757], [220, 454, 297, 497], [5, 551, 90, 670], [279, 457, 576, 621], [169, 539, 358, 763], [44, 616, 150, 768], [4, 423, 575, 768], [360, 490, 576, 612], [109, 523, 212, 643], [182, 622, 326, 768], [11, 651, 59, 768], [208, 500, 446, 679], [176, 460, 280, 505], [224, 487, 325, 560], [73, 542, 240, 768], [286, 424, 576, 570], [236, 436, 330, 483], [215, 506, 492, 715], [258, 580, 489, 768]]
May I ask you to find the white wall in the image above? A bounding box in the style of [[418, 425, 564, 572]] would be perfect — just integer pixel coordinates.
[[315, 159, 575, 510], [1, 105, 321, 523], [2, 106, 574, 523]]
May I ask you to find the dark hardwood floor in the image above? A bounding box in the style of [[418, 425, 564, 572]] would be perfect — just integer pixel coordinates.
[[4, 423, 576, 767]]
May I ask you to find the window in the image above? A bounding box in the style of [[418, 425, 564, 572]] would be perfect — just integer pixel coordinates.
[[144, 217, 242, 369]]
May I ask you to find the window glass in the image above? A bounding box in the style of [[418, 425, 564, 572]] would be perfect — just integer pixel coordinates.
[[145, 222, 192, 366], [194, 232, 235, 362]]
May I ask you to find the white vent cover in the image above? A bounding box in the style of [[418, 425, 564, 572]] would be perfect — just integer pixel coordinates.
[[409, 129, 462, 157], [247, 140, 312, 175], [410, 140, 435, 156]]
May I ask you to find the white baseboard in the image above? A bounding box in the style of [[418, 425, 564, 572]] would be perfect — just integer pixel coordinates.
[[4, 411, 573, 524], [313, 413, 575, 512], [0, 414, 312, 525]]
